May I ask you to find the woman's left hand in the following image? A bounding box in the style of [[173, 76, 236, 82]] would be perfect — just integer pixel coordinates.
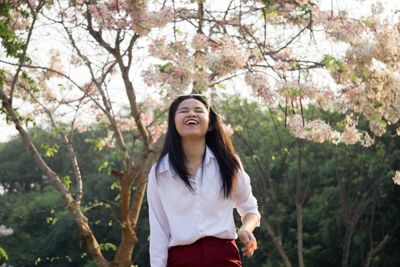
[[237, 227, 258, 257]]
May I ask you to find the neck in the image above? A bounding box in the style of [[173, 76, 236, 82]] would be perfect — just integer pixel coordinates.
[[181, 138, 206, 164]]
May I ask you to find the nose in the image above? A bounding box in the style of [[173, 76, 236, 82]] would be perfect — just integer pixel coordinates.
[[187, 110, 197, 117]]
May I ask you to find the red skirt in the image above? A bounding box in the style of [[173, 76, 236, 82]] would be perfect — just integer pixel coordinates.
[[167, 236, 242, 267]]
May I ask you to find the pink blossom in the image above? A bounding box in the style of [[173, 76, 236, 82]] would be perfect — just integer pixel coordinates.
[[288, 114, 305, 139], [149, 38, 188, 62], [150, 122, 167, 144], [28, 0, 38, 8], [361, 133, 374, 148], [141, 112, 153, 126], [45, 89, 56, 101], [132, 8, 174, 35], [273, 61, 290, 76], [142, 65, 192, 91], [174, 67, 187, 78], [75, 120, 89, 133], [82, 81, 99, 96], [0, 225, 13, 237], [192, 70, 210, 90], [142, 69, 158, 86], [341, 125, 361, 145], [295, 0, 309, 6], [244, 73, 280, 108], [116, 117, 137, 132], [393, 171, 400, 186], [108, 0, 120, 11], [305, 119, 333, 143], [151, 8, 174, 28], [207, 35, 248, 76], [369, 120, 386, 137], [192, 34, 209, 50], [116, 19, 131, 29], [9, 11, 30, 31]]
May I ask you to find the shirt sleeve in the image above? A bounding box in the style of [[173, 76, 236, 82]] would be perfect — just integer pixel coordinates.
[[147, 165, 170, 267], [232, 168, 261, 227]]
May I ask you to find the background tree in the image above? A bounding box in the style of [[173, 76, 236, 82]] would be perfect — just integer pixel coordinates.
[[1, 0, 400, 266], [1, 0, 170, 265]]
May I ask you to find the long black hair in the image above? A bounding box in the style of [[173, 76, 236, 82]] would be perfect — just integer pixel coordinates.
[[155, 95, 240, 198]]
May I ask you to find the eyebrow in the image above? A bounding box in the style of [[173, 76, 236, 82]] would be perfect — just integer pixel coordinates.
[[177, 106, 206, 110]]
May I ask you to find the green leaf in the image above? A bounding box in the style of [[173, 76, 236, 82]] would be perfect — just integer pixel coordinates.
[[35, 257, 41, 265], [234, 125, 244, 133], [46, 216, 58, 225], [322, 55, 346, 73], [110, 181, 119, 191], [85, 138, 103, 151], [61, 175, 71, 190], [0, 247, 8, 260], [159, 62, 173, 73], [41, 143, 59, 158], [98, 161, 109, 172], [0, 70, 5, 89], [99, 242, 117, 252]]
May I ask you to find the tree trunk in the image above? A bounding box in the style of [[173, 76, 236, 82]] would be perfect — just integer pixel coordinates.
[[66, 195, 110, 267], [264, 219, 293, 267], [295, 139, 304, 267]]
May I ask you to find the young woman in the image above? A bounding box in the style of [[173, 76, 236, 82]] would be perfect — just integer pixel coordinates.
[[147, 94, 261, 267]]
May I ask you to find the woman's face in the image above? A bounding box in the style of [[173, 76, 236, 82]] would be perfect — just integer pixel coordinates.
[[174, 98, 210, 140]]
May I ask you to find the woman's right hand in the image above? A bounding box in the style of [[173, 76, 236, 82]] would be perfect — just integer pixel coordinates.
[[237, 228, 258, 257]]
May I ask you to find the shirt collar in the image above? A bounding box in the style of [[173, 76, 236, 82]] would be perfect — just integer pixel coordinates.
[[157, 145, 215, 174]]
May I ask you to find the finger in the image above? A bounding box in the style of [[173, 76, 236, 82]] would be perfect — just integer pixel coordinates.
[[238, 231, 250, 244], [247, 239, 258, 250], [241, 247, 254, 257]]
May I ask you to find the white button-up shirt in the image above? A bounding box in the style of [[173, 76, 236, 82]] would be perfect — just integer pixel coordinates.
[[147, 146, 261, 267]]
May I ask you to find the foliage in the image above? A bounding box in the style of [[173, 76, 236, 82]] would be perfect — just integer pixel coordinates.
[[1, 96, 400, 266], [1, 0, 400, 266], [217, 95, 400, 267]]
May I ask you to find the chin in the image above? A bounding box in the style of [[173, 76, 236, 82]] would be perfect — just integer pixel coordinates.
[[180, 133, 206, 139]]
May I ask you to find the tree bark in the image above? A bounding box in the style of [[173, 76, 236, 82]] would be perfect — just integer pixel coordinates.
[[264, 219, 293, 267], [295, 139, 304, 267]]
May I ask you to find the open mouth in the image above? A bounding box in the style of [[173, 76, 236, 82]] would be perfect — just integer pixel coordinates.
[[185, 119, 199, 125]]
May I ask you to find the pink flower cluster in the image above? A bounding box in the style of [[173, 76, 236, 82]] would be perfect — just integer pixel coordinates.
[[142, 65, 192, 92], [341, 125, 361, 145], [131, 8, 174, 35], [287, 114, 374, 147], [86, 3, 173, 34], [149, 38, 188, 62], [288, 114, 334, 143], [272, 61, 290, 76], [277, 82, 335, 111], [245, 73, 280, 108], [145, 35, 251, 91], [368, 120, 386, 137], [192, 34, 209, 50], [207, 36, 249, 76]]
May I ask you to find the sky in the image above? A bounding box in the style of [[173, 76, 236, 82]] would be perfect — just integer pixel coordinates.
[[1, 0, 399, 143]]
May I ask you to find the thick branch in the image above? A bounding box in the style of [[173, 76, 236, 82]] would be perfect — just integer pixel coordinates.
[[86, 10, 150, 153], [58, 14, 128, 154]]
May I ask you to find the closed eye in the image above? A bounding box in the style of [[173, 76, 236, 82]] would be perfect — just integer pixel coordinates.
[[194, 107, 206, 113]]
